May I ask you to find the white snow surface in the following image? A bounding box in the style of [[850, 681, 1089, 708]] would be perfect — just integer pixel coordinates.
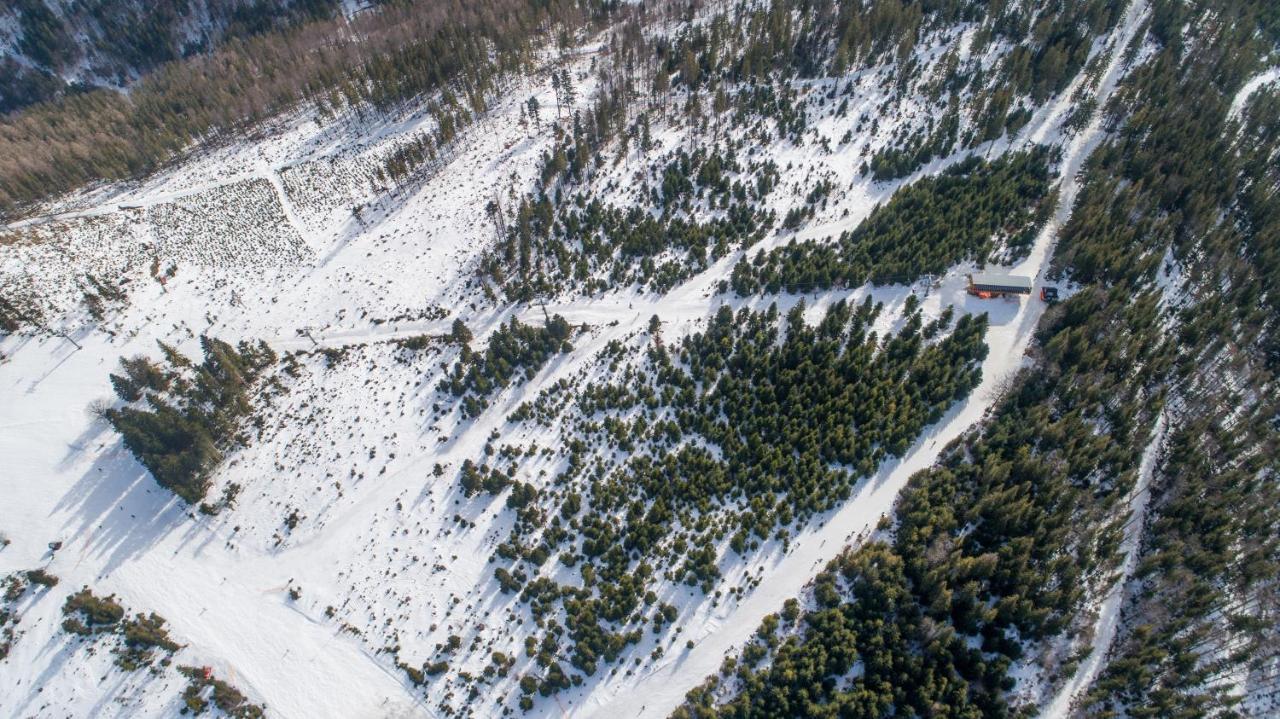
[[0, 4, 1148, 716], [0, 58, 594, 719], [1228, 66, 1280, 123], [589, 5, 1149, 716]]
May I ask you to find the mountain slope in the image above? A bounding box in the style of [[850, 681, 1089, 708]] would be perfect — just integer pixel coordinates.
[[1, 0, 1277, 718]]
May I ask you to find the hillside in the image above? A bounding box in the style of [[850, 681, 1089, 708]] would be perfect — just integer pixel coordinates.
[[1, 1, 1278, 718]]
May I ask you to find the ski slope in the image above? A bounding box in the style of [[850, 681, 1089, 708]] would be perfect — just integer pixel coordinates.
[[0, 54, 594, 719]]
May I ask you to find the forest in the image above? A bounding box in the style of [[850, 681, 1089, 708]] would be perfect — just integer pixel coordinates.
[[3, 0, 343, 113], [1061, 0, 1280, 713], [105, 336, 277, 504], [730, 149, 1053, 295]]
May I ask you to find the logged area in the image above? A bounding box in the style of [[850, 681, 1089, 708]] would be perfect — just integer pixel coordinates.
[[1, 1, 1278, 718]]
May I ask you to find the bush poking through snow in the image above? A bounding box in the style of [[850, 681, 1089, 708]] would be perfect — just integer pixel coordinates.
[[62, 588, 124, 635], [25, 569, 58, 588], [178, 665, 265, 718]]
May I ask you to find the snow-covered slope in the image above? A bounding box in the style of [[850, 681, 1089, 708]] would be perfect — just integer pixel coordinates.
[[0, 4, 1159, 717]]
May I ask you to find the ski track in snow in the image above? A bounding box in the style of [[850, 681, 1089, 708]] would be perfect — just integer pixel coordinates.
[[1228, 66, 1280, 123]]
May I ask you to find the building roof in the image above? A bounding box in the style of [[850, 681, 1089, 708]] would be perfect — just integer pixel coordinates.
[[969, 272, 1033, 292]]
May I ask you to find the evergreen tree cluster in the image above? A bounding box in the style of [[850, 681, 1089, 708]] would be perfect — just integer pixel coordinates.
[[486, 117, 778, 299], [178, 664, 265, 718], [442, 316, 573, 417], [677, 284, 1169, 719], [62, 588, 182, 671], [730, 149, 1052, 295], [867, 100, 961, 180], [106, 336, 277, 504], [3, 570, 60, 660]]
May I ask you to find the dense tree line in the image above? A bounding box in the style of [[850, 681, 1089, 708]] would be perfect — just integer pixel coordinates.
[[0, 0, 622, 217], [1, 0, 344, 114], [106, 336, 277, 504], [731, 149, 1052, 295], [178, 665, 265, 718], [3, 0, 344, 112]]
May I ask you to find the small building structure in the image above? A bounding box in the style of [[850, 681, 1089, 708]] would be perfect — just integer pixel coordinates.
[[967, 272, 1033, 298]]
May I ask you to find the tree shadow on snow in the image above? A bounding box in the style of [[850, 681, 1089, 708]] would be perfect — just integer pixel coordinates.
[[51, 441, 187, 580]]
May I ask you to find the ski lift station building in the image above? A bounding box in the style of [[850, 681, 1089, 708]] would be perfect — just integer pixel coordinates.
[[967, 272, 1033, 298]]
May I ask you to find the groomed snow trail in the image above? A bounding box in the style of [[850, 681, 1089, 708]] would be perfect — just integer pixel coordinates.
[[263, 162, 308, 247], [586, 2, 1149, 716], [1038, 410, 1167, 718]]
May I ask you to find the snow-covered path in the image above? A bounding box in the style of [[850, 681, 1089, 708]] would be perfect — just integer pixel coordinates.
[[1229, 66, 1280, 123], [1038, 409, 1167, 718], [585, 2, 1150, 716]]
